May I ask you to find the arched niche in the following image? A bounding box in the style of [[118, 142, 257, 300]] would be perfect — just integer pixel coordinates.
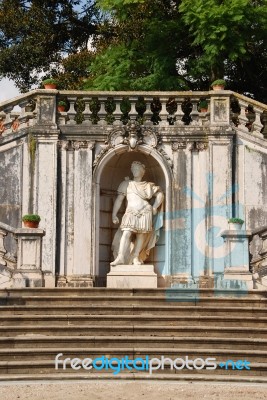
[[92, 145, 172, 286]]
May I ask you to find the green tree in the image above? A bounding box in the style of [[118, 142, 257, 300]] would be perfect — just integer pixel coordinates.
[[85, 0, 191, 91], [84, 0, 267, 102], [0, 0, 100, 91]]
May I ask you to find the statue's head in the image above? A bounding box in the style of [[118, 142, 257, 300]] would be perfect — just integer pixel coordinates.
[[131, 161, 145, 178]]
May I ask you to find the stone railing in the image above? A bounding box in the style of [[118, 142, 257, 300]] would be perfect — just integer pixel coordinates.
[[0, 89, 266, 138], [0, 222, 45, 288], [249, 226, 267, 288]]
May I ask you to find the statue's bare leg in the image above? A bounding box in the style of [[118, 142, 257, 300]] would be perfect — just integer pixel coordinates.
[[110, 230, 132, 266], [132, 233, 146, 265]]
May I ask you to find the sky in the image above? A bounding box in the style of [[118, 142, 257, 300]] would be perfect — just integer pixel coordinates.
[[0, 78, 20, 102]]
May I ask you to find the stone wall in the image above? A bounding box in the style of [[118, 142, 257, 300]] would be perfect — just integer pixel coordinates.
[[0, 89, 266, 288]]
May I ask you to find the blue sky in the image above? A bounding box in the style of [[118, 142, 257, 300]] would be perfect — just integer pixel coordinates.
[[0, 78, 20, 102]]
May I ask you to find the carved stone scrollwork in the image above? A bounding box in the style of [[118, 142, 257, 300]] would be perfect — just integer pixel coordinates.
[[157, 147, 173, 168], [105, 121, 159, 152], [58, 140, 95, 151], [142, 127, 158, 148], [93, 145, 111, 167], [58, 140, 71, 150], [188, 141, 208, 152], [171, 141, 187, 151], [93, 121, 173, 168], [72, 141, 89, 150]]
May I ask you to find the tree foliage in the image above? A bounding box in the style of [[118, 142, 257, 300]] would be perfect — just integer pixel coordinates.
[[1, 0, 266, 102], [85, 0, 267, 102], [0, 0, 100, 91], [85, 0, 191, 91]]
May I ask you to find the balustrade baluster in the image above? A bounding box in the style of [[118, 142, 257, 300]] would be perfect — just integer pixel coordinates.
[[238, 100, 250, 132], [0, 111, 6, 135], [174, 98, 185, 126], [143, 97, 153, 125], [190, 98, 200, 125], [97, 97, 107, 125], [82, 96, 93, 125], [128, 97, 138, 121], [159, 97, 169, 126], [3, 105, 14, 131], [10, 112, 20, 132], [252, 107, 263, 135], [261, 110, 267, 139], [66, 97, 77, 125], [113, 97, 123, 126]]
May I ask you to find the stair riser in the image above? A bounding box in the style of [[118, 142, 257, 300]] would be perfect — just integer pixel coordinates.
[[1, 340, 266, 350], [0, 364, 263, 376], [1, 289, 264, 298], [2, 298, 267, 307], [1, 318, 267, 327], [1, 308, 267, 317], [1, 328, 267, 338], [1, 352, 263, 362]]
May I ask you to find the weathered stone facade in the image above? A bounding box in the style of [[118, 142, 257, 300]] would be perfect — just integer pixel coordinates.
[[0, 89, 266, 288]]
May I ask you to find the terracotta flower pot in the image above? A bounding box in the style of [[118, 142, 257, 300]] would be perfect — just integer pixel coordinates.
[[23, 220, 40, 228], [57, 105, 66, 112], [44, 84, 57, 89], [200, 108, 208, 112], [212, 85, 225, 90]]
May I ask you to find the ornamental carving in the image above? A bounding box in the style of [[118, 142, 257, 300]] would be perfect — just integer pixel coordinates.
[[58, 140, 94, 151], [105, 121, 159, 151], [171, 141, 188, 151], [93, 121, 172, 169], [188, 141, 208, 152]]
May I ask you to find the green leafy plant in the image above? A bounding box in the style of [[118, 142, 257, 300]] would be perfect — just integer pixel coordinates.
[[22, 214, 41, 222], [198, 99, 208, 109], [42, 78, 57, 85], [211, 79, 226, 87], [58, 100, 67, 106], [228, 217, 244, 224]]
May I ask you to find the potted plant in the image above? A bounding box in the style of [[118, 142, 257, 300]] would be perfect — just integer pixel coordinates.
[[42, 78, 57, 89], [198, 99, 208, 112], [57, 100, 67, 112], [228, 217, 244, 230], [211, 79, 226, 90], [22, 214, 41, 228]]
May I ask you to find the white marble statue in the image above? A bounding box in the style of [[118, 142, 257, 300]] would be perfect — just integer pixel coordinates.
[[111, 161, 164, 266]]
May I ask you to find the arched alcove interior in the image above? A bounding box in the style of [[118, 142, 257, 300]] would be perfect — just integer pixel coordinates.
[[98, 151, 166, 284]]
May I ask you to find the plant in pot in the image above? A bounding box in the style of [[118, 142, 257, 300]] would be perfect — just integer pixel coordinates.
[[22, 214, 41, 228], [57, 100, 67, 112], [198, 99, 208, 112], [42, 78, 57, 89], [211, 79, 226, 90], [228, 217, 244, 230]]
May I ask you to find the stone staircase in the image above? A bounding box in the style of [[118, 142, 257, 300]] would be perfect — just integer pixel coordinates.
[[0, 288, 267, 382]]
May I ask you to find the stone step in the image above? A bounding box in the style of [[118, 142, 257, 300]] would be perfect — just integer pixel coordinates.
[[0, 372, 267, 383], [0, 305, 267, 317], [0, 336, 267, 351], [0, 360, 267, 378], [1, 314, 267, 327], [0, 349, 265, 364], [1, 288, 265, 298], [0, 303, 266, 318], [1, 325, 267, 338], [1, 295, 267, 308]]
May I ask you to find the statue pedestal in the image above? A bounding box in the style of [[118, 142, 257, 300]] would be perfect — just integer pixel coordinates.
[[107, 264, 157, 288]]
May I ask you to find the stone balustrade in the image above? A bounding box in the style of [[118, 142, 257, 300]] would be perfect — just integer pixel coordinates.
[[0, 222, 45, 287], [0, 89, 266, 138]]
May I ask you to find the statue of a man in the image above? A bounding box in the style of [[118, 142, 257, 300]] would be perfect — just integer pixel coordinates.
[[111, 161, 164, 266]]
